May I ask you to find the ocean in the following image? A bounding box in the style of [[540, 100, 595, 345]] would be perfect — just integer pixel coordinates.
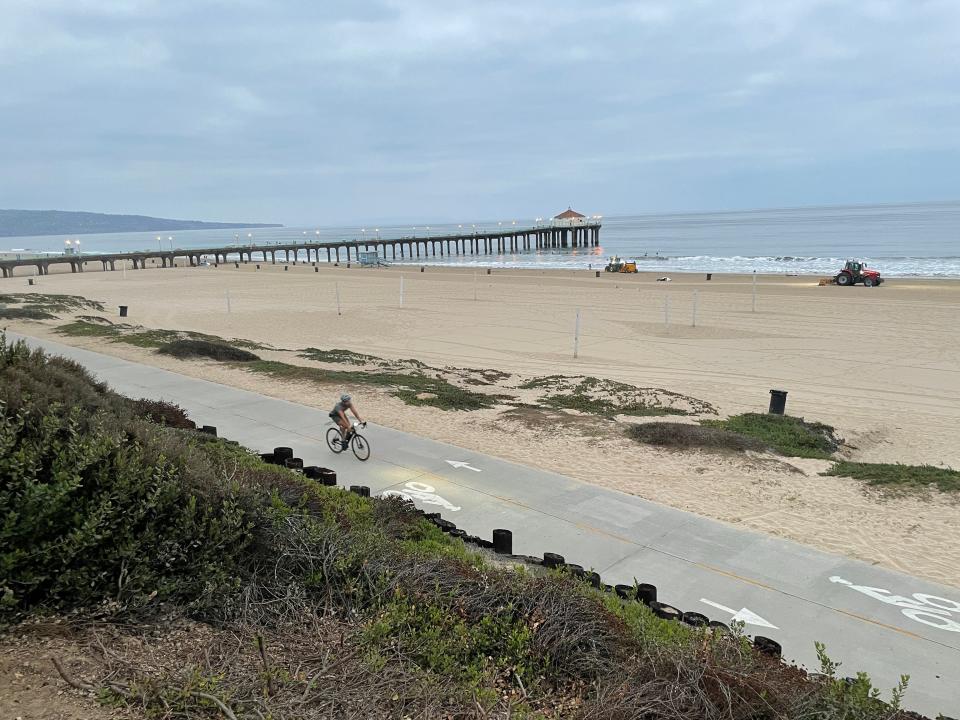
[[3, 201, 959, 278]]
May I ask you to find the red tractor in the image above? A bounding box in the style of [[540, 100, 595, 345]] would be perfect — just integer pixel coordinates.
[[835, 259, 883, 287]]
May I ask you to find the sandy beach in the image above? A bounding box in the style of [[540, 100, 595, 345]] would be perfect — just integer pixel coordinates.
[[4, 262, 960, 588]]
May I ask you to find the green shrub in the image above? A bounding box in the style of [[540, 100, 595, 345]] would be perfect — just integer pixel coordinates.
[[627, 421, 767, 452], [824, 461, 960, 494], [701, 413, 841, 458], [158, 339, 260, 362], [0, 307, 56, 320]]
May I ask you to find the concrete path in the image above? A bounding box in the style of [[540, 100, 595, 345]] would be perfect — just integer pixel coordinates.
[[10, 332, 959, 718]]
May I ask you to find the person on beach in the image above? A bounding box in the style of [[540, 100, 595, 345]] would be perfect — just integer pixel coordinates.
[[330, 394, 364, 448]]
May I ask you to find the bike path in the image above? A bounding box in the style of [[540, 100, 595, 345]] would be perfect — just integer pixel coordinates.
[[10, 333, 959, 718]]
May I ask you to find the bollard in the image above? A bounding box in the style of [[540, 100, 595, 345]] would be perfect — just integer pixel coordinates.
[[284, 458, 304, 470], [681, 611, 710, 627], [636, 583, 657, 605], [768, 389, 788, 415], [706, 273, 712, 281], [200, 425, 217, 436], [119, 305, 128, 317], [273, 446, 293, 462], [542, 552, 565, 569], [492, 529, 512, 554], [754, 636, 782, 659]]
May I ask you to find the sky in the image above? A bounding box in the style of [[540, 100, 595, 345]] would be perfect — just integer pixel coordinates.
[[1, 0, 958, 226]]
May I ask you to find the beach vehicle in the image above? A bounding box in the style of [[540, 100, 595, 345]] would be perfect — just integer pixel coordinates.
[[835, 259, 883, 287], [604, 256, 638, 273]]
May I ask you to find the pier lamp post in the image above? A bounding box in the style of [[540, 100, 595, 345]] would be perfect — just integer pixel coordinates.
[[375, 228, 380, 241], [472, 224, 476, 234], [168, 236, 174, 251], [361, 228, 366, 242], [234, 233, 239, 246], [426, 226, 431, 236], [315, 230, 320, 238], [156, 235, 162, 252]]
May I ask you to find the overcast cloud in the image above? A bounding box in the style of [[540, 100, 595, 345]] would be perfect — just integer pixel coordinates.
[[1, 0, 958, 225]]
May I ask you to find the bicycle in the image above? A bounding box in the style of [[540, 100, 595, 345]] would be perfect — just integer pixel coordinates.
[[327, 421, 370, 461]]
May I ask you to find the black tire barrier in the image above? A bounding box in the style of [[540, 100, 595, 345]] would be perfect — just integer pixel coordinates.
[[754, 636, 782, 659], [463, 534, 482, 545], [681, 611, 710, 627], [349, 485, 362, 495], [636, 583, 657, 605], [602, 584, 615, 594], [542, 552, 565, 569], [478, 539, 495, 550], [119, 305, 128, 317], [259, 453, 275, 464], [425, 512, 441, 523], [566, 564, 586, 579], [708, 620, 730, 633], [273, 447, 293, 462], [359, 486, 370, 497], [303, 466, 322, 479], [437, 519, 456, 533], [284, 458, 304, 470], [201, 425, 217, 436], [650, 602, 682, 621], [319, 468, 337, 486], [492, 529, 512, 554], [615, 584, 633, 599], [449, 529, 466, 539], [586, 571, 601, 589]]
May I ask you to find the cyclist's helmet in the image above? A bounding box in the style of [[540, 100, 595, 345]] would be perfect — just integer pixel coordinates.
[[341, 394, 352, 403]]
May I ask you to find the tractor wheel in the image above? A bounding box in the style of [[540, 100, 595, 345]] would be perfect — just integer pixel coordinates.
[[864, 277, 875, 287], [836, 274, 851, 286]]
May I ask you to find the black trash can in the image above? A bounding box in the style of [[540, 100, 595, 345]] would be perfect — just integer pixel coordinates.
[[706, 273, 712, 281], [768, 389, 788, 415], [595, 270, 601, 277], [119, 305, 128, 317]]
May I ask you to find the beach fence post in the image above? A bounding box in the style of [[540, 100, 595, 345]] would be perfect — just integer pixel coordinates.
[[400, 274, 404, 307], [752, 272, 757, 312], [335, 282, 342, 316], [473, 271, 478, 301], [122, 260, 127, 280], [664, 295, 670, 327], [226, 289, 232, 314], [573, 308, 581, 359], [692, 289, 698, 327]]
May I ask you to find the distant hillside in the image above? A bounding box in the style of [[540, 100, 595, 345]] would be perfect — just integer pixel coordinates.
[[0, 209, 282, 238]]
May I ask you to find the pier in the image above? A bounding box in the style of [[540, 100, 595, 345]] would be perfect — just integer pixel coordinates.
[[0, 220, 601, 278]]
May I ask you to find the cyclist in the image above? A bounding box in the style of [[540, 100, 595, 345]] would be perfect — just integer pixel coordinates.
[[330, 393, 364, 449]]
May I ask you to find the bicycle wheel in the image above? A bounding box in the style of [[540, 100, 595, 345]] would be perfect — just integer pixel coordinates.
[[326, 427, 345, 453], [351, 432, 371, 461]]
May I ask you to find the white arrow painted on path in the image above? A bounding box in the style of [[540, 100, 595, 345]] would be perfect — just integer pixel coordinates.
[[700, 598, 779, 629], [446, 460, 482, 472]]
